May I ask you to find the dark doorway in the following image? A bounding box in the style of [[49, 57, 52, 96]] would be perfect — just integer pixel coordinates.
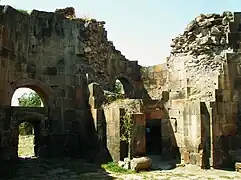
[[146, 119, 162, 154]]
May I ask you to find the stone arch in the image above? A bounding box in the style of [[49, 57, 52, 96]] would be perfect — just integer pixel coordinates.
[[16, 112, 48, 158], [110, 76, 134, 98], [7, 78, 55, 109], [17, 112, 48, 136], [16, 112, 46, 125]]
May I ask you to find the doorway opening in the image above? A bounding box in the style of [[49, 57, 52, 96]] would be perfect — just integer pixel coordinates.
[[146, 119, 162, 155], [11, 88, 44, 158], [18, 120, 42, 158], [112, 77, 134, 98], [113, 79, 125, 94]]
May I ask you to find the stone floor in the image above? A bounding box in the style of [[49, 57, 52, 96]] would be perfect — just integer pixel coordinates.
[[1, 135, 240, 179]]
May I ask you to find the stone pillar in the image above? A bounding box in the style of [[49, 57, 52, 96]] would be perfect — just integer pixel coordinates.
[[105, 107, 122, 161], [88, 82, 105, 132], [131, 113, 146, 157], [211, 89, 238, 169]]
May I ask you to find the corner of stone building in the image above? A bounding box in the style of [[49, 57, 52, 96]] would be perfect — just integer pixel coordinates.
[[138, 11, 241, 168]]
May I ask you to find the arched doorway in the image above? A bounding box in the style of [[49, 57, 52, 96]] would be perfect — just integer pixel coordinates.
[[113, 79, 125, 94], [112, 77, 134, 97], [8, 78, 54, 109], [11, 87, 47, 158]]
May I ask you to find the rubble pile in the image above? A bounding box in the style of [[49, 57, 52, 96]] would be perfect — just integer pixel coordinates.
[[55, 7, 76, 19], [166, 12, 235, 100], [73, 16, 128, 84], [170, 12, 234, 56]]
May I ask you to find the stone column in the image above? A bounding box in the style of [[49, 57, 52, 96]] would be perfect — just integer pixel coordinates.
[[131, 113, 146, 157]]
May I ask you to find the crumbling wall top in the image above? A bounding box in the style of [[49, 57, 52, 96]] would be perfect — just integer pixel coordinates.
[[170, 12, 234, 58]]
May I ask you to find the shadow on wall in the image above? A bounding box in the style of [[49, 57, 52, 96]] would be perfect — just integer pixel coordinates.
[[92, 109, 113, 164], [158, 96, 181, 163], [86, 82, 113, 164], [200, 102, 211, 169], [71, 106, 112, 164], [65, 76, 112, 164], [198, 102, 234, 170]]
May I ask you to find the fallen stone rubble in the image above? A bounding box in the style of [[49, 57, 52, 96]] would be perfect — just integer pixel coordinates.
[[118, 156, 152, 171], [170, 11, 233, 56], [167, 11, 234, 92]]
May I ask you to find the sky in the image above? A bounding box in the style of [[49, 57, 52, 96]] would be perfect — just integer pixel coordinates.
[[3, 0, 241, 104]]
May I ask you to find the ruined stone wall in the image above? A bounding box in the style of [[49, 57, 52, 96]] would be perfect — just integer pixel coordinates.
[[143, 12, 234, 100], [141, 64, 169, 100], [104, 106, 123, 161], [140, 12, 241, 167], [211, 51, 241, 168], [0, 5, 144, 160], [103, 99, 143, 161], [0, 5, 142, 126]]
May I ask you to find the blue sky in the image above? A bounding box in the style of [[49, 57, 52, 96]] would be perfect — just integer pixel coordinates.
[[2, 0, 240, 104]]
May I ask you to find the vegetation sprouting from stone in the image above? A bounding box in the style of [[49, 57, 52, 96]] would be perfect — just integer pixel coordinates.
[[119, 100, 143, 167], [17, 9, 29, 14], [103, 91, 125, 105], [102, 80, 125, 105], [120, 111, 133, 162]]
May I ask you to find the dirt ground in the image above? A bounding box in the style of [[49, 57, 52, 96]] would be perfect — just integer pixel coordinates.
[[2, 135, 240, 180], [2, 158, 241, 180]]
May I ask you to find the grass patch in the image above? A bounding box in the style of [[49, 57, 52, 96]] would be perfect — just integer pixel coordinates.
[[101, 162, 135, 174]]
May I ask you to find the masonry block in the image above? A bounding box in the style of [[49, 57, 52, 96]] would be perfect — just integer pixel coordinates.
[[222, 124, 237, 136], [235, 162, 241, 172], [132, 113, 146, 157]]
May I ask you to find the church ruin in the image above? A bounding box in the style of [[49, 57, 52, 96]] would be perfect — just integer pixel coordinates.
[[0, 5, 241, 170]]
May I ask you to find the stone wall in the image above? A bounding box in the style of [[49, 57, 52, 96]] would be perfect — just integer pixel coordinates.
[[88, 80, 165, 161], [210, 52, 241, 168], [141, 12, 241, 168], [103, 99, 143, 161], [0, 6, 145, 160], [2, 4, 241, 168], [141, 64, 169, 100], [104, 106, 123, 161]]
